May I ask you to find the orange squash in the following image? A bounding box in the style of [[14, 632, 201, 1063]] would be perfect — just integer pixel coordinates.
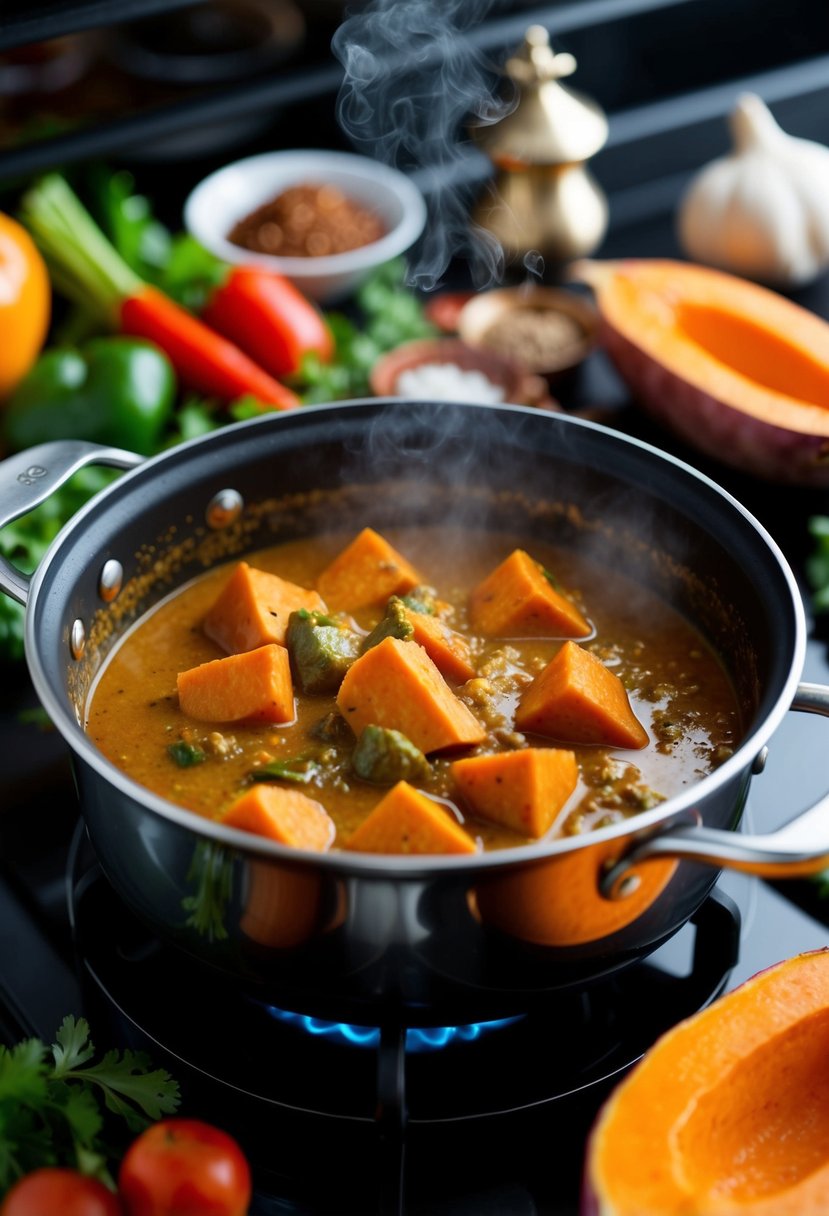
[[575, 258, 829, 484], [584, 950, 829, 1216]]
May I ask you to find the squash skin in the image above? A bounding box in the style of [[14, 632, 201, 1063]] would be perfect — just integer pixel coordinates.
[[581, 259, 829, 485], [582, 949, 829, 1216]]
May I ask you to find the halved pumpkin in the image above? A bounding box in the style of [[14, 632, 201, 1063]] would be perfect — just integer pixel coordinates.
[[575, 258, 829, 484], [584, 950, 829, 1215]]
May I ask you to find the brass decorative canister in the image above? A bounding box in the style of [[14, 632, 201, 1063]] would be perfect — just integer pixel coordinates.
[[474, 25, 609, 266]]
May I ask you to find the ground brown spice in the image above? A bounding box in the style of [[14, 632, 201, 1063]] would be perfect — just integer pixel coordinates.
[[482, 307, 585, 370], [228, 183, 386, 257]]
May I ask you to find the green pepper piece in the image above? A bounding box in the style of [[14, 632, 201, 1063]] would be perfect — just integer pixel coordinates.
[[352, 724, 430, 785], [361, 596, 414, 653], [3, 338, 176, 455], [286, 609, 362, 694]]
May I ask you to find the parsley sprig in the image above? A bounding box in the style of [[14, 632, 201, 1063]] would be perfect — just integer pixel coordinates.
[[0, 1016, 180, 1192]]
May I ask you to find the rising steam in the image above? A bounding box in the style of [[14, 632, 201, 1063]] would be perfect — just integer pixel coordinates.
[[332, 0, 512, 291]]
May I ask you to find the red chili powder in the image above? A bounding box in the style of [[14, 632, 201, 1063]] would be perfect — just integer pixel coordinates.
[[228, 183, 386, 258]]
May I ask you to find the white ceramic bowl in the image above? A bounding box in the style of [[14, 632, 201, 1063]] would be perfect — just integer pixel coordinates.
[[183, 149, 428, 304]]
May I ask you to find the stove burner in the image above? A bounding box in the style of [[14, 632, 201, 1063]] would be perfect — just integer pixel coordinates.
[[61, 828, 749, 1214], [262, 1004, 524, 1052]]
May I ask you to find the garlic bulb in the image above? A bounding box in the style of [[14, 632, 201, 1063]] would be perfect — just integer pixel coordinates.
[[677, 93, 829, 287]]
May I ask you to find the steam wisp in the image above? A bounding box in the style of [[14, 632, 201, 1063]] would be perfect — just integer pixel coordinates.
[[332, 0, 512, 290]]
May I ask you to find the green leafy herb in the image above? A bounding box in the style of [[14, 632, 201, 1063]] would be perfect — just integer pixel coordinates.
[[162, 396, 222, 447], [0, 1016, 179, 1192], [16, 706, 53, 730], [807, 516, 829, 613], [542, 566, 561, 590], [0, 467, 115, 662], [250, 756, 321, 784], [298, 259, 436, 403], [181, 841, 232, 942], [167, 740, 207, 767]]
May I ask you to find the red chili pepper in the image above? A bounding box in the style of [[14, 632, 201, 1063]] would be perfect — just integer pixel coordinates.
[[20, 176, 300, 411], [121, 285, 299, 408], [424, 291, 475, 334], [202, 266, 334, 379]]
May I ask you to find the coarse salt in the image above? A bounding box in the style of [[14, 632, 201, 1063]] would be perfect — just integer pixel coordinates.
[[394, 362, 506, 404]]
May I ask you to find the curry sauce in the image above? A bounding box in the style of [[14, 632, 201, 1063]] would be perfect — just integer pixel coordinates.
[[86, 526, 741, 851]]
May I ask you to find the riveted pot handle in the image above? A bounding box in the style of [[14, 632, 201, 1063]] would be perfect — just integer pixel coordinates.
[[0, 440, 142, 606], [602, 682, 829, 899]]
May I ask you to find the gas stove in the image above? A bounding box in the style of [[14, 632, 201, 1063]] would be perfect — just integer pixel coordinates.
[[1, 698, 828, 1216]]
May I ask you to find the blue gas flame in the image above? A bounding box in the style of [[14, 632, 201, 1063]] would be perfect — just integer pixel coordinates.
[[265, 1006, 522, 1052]]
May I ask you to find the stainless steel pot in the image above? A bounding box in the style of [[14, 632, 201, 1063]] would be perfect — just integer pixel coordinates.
[[2, 400, 828, 1025]]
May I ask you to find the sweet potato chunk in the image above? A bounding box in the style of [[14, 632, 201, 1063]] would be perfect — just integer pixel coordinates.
[[204, 561, 325, 653], [222, 784, 334, 850], [316, 528, 421, 612], [177, 644, 294, 724], [406, 609, 477, 683], [452, 747, 578, 838], [468, 549, 590, 638], [362, 596, 476, 683], [343, 780, 477, 854], [337, 636, 486, 754], [515, 641, 648, 749]]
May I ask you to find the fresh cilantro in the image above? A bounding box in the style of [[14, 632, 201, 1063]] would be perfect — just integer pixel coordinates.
[[16, 706, 53, 730], [0, 467, 115, 662], [807, 516, 829, 613], [181, 841, 233, 943], [167, 740, 207, 767], [299, 259, 436, 403], [0, 1016, 179, 1192], [228, 395, 269, 422], [161, 396, 221, 447], [250, 756, 321, 784]]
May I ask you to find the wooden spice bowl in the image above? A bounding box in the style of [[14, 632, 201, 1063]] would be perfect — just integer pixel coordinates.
[[457, 285, 598, 381], [370, 338, 559, 409]]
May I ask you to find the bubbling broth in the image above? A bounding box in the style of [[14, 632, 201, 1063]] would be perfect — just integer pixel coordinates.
[[86, 525, 741, 853]]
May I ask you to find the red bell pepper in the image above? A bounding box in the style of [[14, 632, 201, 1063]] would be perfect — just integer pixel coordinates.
[[202, 266, 334, 379], [20, 176, 300, 411]]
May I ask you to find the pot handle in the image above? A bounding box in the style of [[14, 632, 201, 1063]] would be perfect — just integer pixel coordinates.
[[0, 440, 142, 606], [602, 682, 829, 899]]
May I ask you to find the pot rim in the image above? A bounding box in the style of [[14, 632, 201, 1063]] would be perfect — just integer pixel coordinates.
[[22, 400, 807, 877]]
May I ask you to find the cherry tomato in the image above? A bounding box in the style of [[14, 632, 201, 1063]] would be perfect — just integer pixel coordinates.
[[1, 1168, 121, 1216], [118, 1119, 251, 1216]]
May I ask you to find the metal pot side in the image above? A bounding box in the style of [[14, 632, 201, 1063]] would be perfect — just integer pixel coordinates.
[[14, 401, 805, 1022]]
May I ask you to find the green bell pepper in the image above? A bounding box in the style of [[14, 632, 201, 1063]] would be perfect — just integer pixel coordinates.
[[3, 338, 176, 454]]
